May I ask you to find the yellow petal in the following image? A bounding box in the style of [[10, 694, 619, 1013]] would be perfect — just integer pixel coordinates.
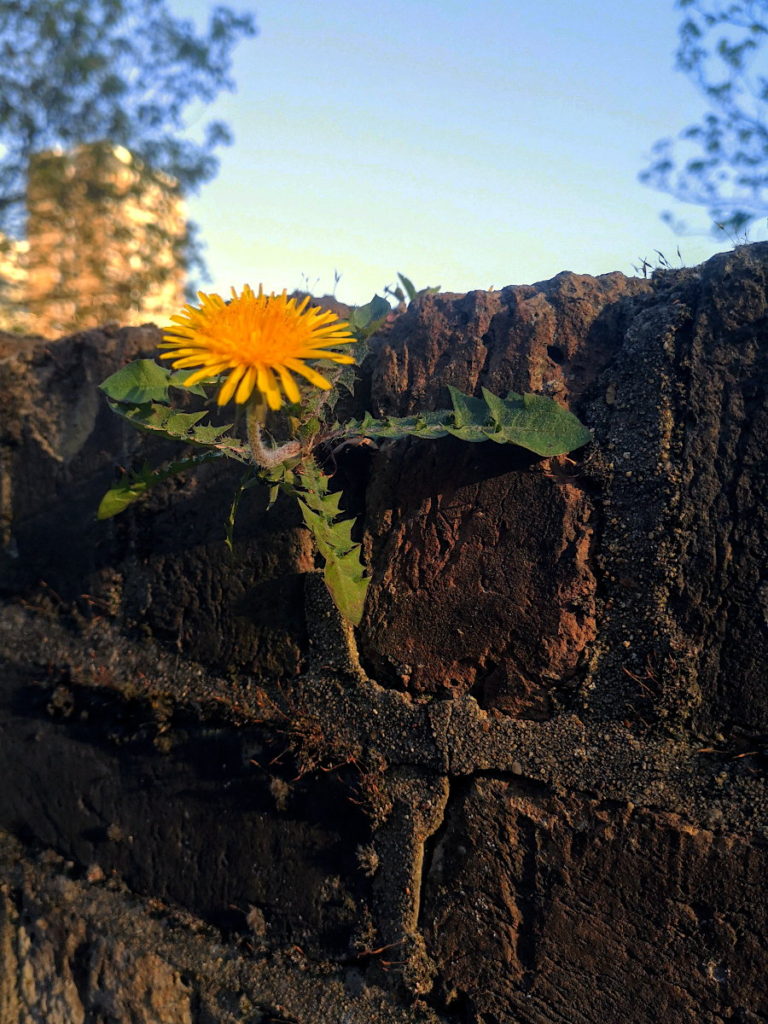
[[257, 364, 282, 409], [182, 365, 226, 387], [284, 358, 332, 390], [235, 364, 258, 404], [216, 364, 247, 405], [166, 354, 221, 369], [159, 286, 357, 408], [157, 346, 203, 359], [302, 350, 356, 364], [275, 364, 301, 404]]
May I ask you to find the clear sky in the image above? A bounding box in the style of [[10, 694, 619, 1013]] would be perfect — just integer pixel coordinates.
[[174, 0, 746, 306]]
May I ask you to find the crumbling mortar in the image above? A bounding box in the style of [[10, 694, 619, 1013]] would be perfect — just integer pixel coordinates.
[[8, 589, 767, 840]]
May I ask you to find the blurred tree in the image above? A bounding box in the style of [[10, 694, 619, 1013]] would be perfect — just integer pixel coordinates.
[[0, 0, 256, 332], [641, 0, 768, 236]]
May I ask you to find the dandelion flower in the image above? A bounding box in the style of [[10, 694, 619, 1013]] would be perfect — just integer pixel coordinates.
[[159, 285, 356, 410]]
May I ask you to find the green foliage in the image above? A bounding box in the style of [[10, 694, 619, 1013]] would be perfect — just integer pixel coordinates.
[[106, 399, 246, 455], [641, 0, 768, 234], [0, 0, 256, 330], [295, 300, 383, 422], [348, 295, 391, 340], [266, 457, 369, 626], [97, 452, 221, 519], [98, 357, 369, 624], [100, 358, 209, 403], [385, 271, 441, 307], [100, 360, 247, 456], [339, 385, 592, 457], [0, 0, 256, 234], [224, 467, 262, 553]]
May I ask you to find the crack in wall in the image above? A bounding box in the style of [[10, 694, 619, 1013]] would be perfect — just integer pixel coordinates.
[[514, 812, 539, 992]]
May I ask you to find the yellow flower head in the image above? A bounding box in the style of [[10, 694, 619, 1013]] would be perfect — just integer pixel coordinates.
[[159, 285, 356, 409]]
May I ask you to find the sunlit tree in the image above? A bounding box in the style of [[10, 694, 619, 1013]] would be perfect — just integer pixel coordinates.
[[641, 0, 768, 235], [0, 0, 256, 332]]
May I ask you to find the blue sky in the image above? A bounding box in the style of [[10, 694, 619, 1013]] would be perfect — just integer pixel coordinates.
[[176, 0, 743, 305]]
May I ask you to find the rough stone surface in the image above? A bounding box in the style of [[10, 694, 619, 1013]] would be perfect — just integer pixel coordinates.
[[362, 272, 650, 705], [0, 833, 438, 1024], [1, 248, 767, 1022], [423, 780, 768, 1023]]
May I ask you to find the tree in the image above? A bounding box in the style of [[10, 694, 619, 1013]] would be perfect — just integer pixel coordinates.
[[641, 0, 768, 235], [0, 0, 256, 332]]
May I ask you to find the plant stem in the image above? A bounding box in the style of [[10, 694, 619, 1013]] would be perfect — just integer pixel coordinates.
[[246, 398, 301, 469]]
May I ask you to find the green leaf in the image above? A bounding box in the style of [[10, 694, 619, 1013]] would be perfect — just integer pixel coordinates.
[[168, 368, 210, 397], [336, 386, 591, 457], [291, 458, 369, 626], [225, 467, 260, 552], [97, 452, 221, 520], [349, 295, 391, 340], [301, 485, 344, 519], [330, 335, 370, 401], [397, 272, 417, 302], [298, 501, 328, 549], [443, 423, 494, 443], [97, 479, 151, 519], [160, 408, 209, 434], [447, 385, 488, 427], [323, 549, 370, 626], [296, 417, 321, 442], [342, 409, 452, 440], [186, 421, 235, 444], [350, 294, 391, 329], [99, 359, 172, 404], [482, 388, 593, 456], [106, 400, 249, 461]]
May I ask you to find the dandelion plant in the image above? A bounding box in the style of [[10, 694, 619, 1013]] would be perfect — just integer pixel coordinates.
[[99, 285, 591, 626]]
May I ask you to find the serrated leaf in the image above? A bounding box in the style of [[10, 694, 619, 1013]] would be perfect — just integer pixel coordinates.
[[292, 459, 369, 625], [100, 359, 172, 404], [325, 515, 355, 552], [323, 550, 370, 626], [161, 408, 209, 434], [482, 388, 592, 456], [339, 411, 451, 441], [335, 386, 591, 457], [298, 500, 327, 542], [106, 400, 249, 461], [302, 486, 344, 518], [330, 336, 370, 401], [188, 422, 235, 444], [297, 417, 321, 442], [225, 467, 260, 552]]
